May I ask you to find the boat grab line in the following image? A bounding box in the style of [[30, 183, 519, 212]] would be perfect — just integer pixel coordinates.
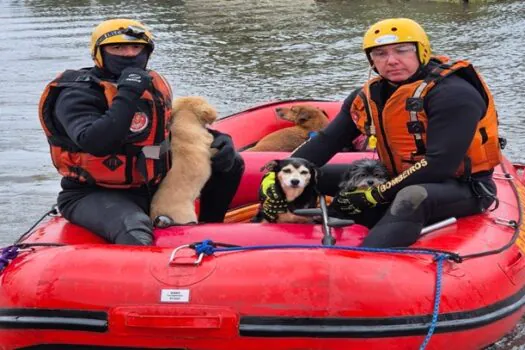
[[494, 218, 519, 228]]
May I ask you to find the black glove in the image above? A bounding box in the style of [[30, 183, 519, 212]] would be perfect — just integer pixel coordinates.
[[117, 67, 152, 96], [329, 186, 385, 216], [209, 129, 237, 172]]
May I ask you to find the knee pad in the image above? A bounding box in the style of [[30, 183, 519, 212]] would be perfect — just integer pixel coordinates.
[[116, 212, 154, 245], [389, 185, 428, 216]]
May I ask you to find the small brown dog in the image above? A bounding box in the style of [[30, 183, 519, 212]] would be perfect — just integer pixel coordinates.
[[150, 96, 218, 227], [245, 105, 330, 152]]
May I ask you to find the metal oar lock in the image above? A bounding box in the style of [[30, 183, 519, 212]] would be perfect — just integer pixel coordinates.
[[293, 195, 354, 246]]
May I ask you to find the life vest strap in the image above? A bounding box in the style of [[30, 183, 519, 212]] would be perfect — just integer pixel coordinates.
[[68, 166, 97, 185], [407, 82, 429, 156], [359, 90, 375, 136]]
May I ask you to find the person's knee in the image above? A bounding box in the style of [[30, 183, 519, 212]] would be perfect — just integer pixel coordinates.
[[389, 185, 428, 216], [115, 212, 153, 246]]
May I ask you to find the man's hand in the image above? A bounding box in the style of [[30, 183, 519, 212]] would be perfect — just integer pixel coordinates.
[[117, 67, 152, 96], [209, 129, 237, 172], [330, 186, 385, 216], [259, 172, 288, 222]]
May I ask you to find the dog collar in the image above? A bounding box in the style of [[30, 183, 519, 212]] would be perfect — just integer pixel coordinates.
[[308, 131, 318, 139]]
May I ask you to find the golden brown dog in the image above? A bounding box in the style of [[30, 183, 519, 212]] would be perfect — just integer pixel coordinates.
[[150, 96, 218, 227], [245, 105, 330, 152]]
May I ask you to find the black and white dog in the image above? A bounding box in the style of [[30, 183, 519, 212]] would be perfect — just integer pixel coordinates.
[[338, 158, 389, 192], [331, 158, 390, 227], [252, 158, 320, 223]]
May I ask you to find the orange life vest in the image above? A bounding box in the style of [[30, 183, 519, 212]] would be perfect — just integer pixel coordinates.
[[349, 58, 502, 177], [39, 69, 173, 188]]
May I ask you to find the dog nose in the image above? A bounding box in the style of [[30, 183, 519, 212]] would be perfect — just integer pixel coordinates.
[[367, 180, 375, 186], [291, 179, 300, 186], [275, 108, 284, 117]]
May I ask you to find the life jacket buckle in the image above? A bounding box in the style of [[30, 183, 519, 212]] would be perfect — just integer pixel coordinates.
[[142, 139, 170, 159], [74, 75, 92, 82], [407, 121, 426, 134], [499, 137, 507, 150], [406, 97, 424, 112]]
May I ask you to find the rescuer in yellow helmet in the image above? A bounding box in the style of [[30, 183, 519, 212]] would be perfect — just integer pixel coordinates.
[[38, 19, 244, 245], [259, 18, 502, 248]]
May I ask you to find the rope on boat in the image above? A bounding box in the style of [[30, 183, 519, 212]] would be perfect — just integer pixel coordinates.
[[181, 240, 452, 350], [191, 239, 462, 262], [0, 205, 64, 274], [0, 243, 66, 274], [0, 246, 19, 272], [14, 205, 59, 244], [420, 254, 446, 350]]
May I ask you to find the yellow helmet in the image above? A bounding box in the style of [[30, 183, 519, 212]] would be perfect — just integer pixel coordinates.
[[363, 18, 431, 65], [90, 18, 154, 68]]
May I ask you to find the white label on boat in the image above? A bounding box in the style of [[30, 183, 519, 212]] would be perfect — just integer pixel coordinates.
[[160, 289, 190, 303]]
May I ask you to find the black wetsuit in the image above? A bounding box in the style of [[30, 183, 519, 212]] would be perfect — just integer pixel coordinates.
[[53, 66, 244, 245], [293, 66, 497, 247]]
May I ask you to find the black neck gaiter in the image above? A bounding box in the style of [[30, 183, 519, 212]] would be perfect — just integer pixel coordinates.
[[102, 49, 150, 77]]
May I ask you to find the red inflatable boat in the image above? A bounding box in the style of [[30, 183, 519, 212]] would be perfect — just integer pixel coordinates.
[[1, 100, 524, 350]]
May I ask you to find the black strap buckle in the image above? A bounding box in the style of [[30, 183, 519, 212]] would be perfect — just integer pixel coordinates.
[[406, 98, 424, 112], [407, 121, 426, 134], [499, 137, 507, 150]]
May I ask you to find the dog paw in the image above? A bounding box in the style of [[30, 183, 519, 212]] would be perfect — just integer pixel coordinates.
[[153, 215, 176, 228], [153, 215, 199, 227]]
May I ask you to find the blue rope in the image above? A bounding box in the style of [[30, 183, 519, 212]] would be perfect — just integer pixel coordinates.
[[195, 242, 452, 257], [420, 253, 446, 350], [194, 239, 216, 256], [191, 241, 450, 349]]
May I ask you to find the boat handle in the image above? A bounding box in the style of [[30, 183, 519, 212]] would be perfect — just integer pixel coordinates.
[[168, 244, 204, 266], [493, 218, 518, 228], [492, 172, 513, 180], [125, 313, 222, 329], [421, 217, 457, 235], [109, 305, 240, 338]]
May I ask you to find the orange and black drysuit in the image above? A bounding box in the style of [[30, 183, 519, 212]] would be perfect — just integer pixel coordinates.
[[293, 58, 502, 247]]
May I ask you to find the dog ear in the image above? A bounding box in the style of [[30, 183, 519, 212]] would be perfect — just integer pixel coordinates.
[[319, 108, 329, 118], [275, 107, 294, 122], [201, 109, 218, 125], [311, 166, 322, 187], [300, 159, 321, 185], [260, 159, 280, 172]]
